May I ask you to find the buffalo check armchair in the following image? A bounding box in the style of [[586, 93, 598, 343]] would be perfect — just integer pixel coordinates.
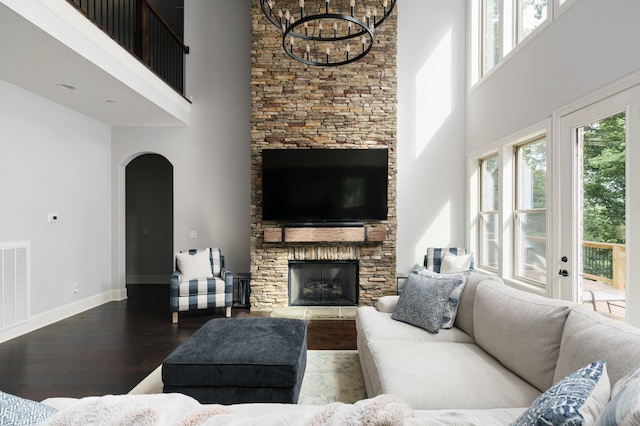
[[170, 247, 233, 323]]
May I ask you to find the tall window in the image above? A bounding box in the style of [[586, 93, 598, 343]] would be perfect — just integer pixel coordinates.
[[518, 0, 548, 42], [482, 0, 501, 76], [514, 138, 547, 284], [475, 0, 548, 80], [479, 155, 499, 269]]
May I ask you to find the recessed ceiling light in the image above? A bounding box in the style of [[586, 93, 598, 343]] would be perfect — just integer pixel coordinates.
[[105, 99, 116, 103], [56, 83, 76, 90]]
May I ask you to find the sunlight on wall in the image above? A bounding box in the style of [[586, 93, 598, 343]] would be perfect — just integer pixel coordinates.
[[414, 200, 452, 262], [415, 28, 453, 158]]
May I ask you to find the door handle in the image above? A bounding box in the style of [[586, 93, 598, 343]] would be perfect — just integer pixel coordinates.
[[558, 269, 569, 277]]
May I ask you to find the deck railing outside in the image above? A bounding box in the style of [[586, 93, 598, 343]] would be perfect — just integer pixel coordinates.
[[66, 0, 188, 95], [583, 241, 626, 289]]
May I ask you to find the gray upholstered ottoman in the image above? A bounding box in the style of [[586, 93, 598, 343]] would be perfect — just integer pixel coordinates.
[[162, 317, 307, 404]]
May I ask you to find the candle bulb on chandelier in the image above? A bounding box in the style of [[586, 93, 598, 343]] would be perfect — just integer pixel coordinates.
[[325, 0, 330, 14], [333, 22, 338, 38], [299, 0, 304, 18], [373, 7, 377, 25], [326, 47, 330, 64], [319, 23, 323, 37], [304, 21, 308, 36], [350, 0, 355, 17], [346, 43, 351, 61], [361, 35, 366, 52], [306, 44, 310, 61], [290, 37, 294, 53], [348, 21, 352, 36]]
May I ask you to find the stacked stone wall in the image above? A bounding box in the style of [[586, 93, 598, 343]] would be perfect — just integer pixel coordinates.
[[250, 1, 398, 310]]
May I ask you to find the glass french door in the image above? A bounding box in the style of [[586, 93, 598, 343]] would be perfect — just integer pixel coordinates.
[[558, 86, 640, 326]]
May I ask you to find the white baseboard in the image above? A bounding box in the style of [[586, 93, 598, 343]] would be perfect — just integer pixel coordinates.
[[0, 290, 121, 344]]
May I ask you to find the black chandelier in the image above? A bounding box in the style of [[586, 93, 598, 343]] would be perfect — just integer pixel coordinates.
[[260, 0, 397, 67]]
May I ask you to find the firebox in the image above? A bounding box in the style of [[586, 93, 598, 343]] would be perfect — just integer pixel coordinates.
[[288, 260, 358, 306]]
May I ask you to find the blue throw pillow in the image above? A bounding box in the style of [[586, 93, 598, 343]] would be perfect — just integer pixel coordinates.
[[597, 363, 640, 425], [391, 274, 460, 334], [412, 267, 470, 328], [512, 360, 610, 426], [0, 390, 58, 425]]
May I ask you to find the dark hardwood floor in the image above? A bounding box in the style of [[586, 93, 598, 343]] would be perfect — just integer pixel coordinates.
[[0, 284, 356, 402]]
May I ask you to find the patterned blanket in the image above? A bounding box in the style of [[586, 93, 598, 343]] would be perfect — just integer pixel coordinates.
[[40, 393, 417, 425]]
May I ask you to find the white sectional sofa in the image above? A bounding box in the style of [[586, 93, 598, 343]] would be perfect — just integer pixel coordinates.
[[6, 271, 640, 425], [356, 271, 640, 424]]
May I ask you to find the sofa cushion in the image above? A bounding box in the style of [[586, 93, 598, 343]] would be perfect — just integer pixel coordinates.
[[512, 360, 610, 426], [474, 281, 572, 392], [365, 341, 541, 410], [554, 306, 640, 387], [453, 272, 503, 340], [597, 363, 640, 425], [391, 274, 460, 333], [356, 306, 474, 344]]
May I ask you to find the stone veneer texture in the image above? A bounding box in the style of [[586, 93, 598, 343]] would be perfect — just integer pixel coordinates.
[[250, 1, 397, 310]]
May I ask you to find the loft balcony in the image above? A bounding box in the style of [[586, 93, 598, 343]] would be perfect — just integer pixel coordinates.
[[0, 0, 191, 126], [65, 0, 188, 96]]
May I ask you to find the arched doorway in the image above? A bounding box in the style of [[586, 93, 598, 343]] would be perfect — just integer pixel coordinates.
[[125, 154, 173, 288]]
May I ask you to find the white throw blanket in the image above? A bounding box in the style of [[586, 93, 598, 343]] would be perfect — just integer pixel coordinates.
[[40, 393, 417, 425]]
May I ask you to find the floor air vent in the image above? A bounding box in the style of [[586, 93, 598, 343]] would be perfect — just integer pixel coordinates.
[[1, 242, 30, 330]]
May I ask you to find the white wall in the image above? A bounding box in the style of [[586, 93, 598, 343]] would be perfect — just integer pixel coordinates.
[[396, 0, 468, 272], [465, 0, 640, 324], [466, 0, 640, 152], [111, 0, 252, 291], [0, 79, 112, 341]]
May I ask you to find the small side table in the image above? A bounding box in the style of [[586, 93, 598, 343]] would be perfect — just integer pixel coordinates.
[[396, 273, 409, 295], [233, 273, 251, 308]]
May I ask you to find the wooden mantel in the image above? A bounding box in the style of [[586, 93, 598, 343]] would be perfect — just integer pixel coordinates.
[[263, 226, 387, 243]]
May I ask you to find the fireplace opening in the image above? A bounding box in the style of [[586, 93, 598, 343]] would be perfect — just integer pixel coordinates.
[[288, 260, 358, 306]]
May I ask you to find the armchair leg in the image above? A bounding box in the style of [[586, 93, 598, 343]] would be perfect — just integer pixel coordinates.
[[225, 306, 231, 318], [172, 312, 178, 324]]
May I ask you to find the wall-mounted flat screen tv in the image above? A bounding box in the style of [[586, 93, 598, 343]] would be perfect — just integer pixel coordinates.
[[262, 148, 388, 224]]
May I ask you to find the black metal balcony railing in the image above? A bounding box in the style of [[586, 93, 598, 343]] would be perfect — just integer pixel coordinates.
[[66, 0, 189, 96]]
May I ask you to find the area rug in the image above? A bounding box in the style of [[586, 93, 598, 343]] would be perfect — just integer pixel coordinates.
[[129, 350, 366, 405]]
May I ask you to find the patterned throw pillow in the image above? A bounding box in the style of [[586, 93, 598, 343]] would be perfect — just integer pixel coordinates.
[[512, 360, 610, 426], [413, 267, 469, 328], [391, 274, 461, 334], [597, 363, 640, 425], [0, 390, 58, 425]]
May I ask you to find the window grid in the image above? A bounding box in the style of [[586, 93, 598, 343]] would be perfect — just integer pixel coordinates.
[[479, 155, 500, 270], [513, 137, 547, 286], [477, 0, 548, 80]]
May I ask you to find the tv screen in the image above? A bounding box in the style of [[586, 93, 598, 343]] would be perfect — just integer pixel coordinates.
[[262, 149, 388, 224]]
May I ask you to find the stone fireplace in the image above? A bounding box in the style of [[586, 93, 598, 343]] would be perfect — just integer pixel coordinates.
[[249, 2, 398, 311]]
